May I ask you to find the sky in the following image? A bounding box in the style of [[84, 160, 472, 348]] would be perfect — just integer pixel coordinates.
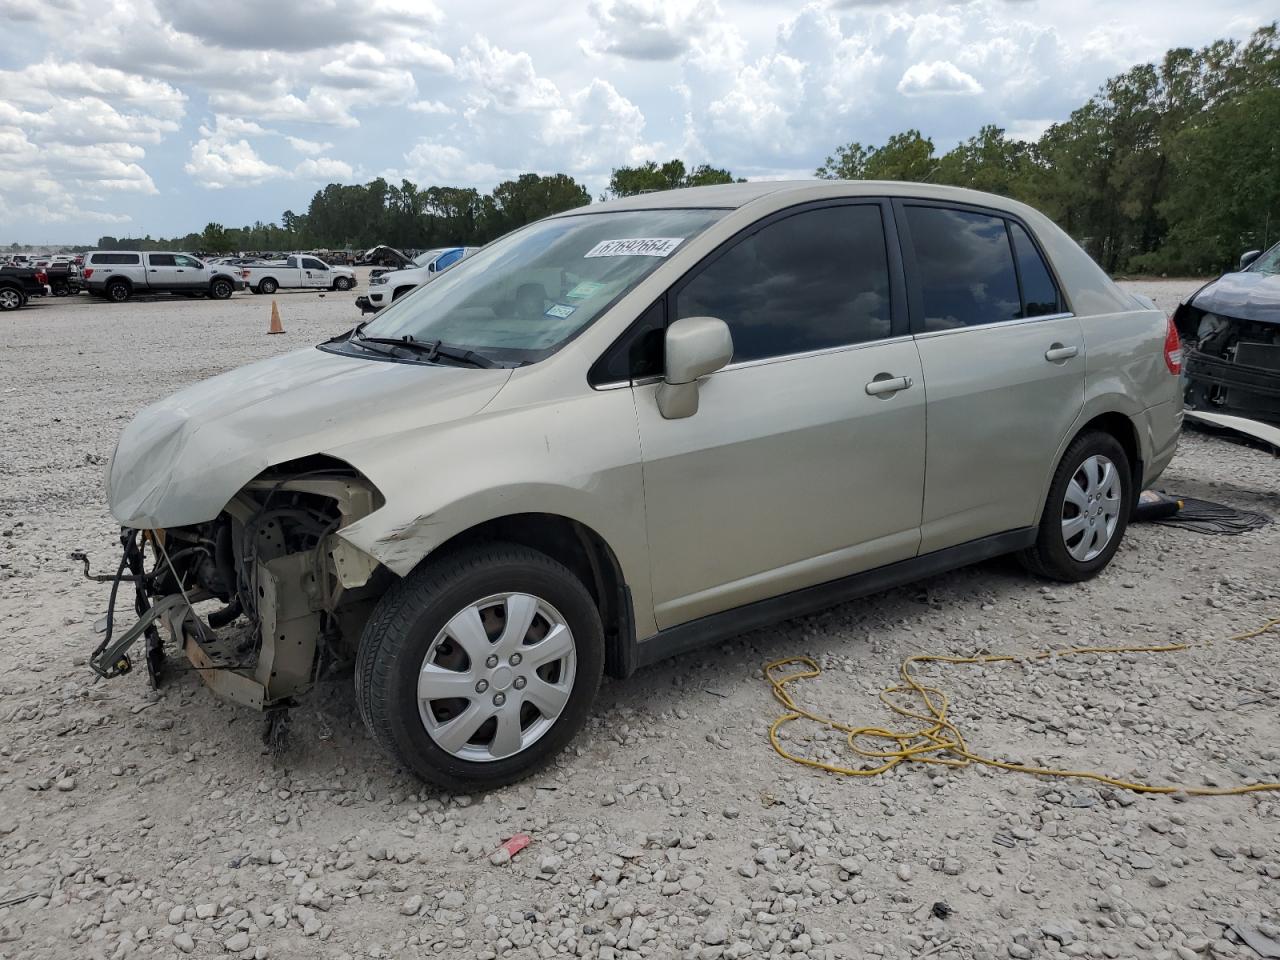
[[0, 0, 1272, 245]]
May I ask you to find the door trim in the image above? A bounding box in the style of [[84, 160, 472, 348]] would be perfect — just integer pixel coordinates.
[[629, 526, 1036, 672]]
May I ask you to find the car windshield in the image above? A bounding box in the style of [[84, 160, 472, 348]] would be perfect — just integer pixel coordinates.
[[412, 248, 448, 268], [1247, 243, 1280, 275], [361, 209, 725, 364]]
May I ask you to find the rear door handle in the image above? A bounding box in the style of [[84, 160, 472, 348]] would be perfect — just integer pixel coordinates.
[[1045, 344, 1079, 362], [865, 375, 913, 397]]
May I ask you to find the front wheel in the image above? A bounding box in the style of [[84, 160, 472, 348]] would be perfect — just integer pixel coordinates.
[[1020, 430, 1131, 582], [332, 276, 352, 291], [356, 543, 604, 791], [209, 278, 233, 300]]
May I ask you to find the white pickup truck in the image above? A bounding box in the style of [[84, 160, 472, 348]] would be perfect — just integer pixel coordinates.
[[241, 255, 356, 295]]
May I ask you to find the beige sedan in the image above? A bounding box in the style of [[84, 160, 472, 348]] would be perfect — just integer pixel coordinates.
[[99, 180, 1183, 789]]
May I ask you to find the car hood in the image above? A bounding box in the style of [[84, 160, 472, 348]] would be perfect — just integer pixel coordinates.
[[107, 346, 511, 529], [1189, 271, 1280, 325]]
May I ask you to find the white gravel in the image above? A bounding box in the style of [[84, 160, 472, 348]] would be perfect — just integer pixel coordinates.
[[1, 277, 1278, 960]]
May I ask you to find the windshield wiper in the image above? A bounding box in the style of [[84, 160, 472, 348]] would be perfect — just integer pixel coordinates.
[[352, 330, 497, 368]]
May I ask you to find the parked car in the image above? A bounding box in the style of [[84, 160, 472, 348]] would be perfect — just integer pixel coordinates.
[[241, 254, 356, 294], [356, 246, 480, 313], [1174, 242, 1280, 435], [359, 245, 415, 272], [45, 261, 82, 296], [83, 252, 246, 302], [0, 265, 46, 311], [92, 181, 1181, 790]]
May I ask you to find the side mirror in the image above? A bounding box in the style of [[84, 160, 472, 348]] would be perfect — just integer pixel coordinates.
[[656, 316, 733, 420], [1239, 249, 1262, 270]]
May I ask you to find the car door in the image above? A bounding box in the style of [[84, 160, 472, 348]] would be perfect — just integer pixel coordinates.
[[173, 254, 206, 289], [894, 201, 1085, 553], [301, 257, 330, 288], [145, 253, 181, 290], [631, 201, 926, 629]]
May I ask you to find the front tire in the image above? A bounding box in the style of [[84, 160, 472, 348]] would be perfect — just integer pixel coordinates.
[[1020, 430, 1131, 582], [210, 278, 233, 300], [333, 276, 352, 291], [356, 543, 604, 791]]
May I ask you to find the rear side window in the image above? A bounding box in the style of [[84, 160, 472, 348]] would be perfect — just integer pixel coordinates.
[[91, 253, 141, 265], [1009, 223, 1062, 317], [905, 206, 1020, 331], [675, 204, 892, 363], [148, 254, 175, 267]]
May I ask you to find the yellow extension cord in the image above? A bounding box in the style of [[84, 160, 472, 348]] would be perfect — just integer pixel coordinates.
[[764, 616, 1280, 797]]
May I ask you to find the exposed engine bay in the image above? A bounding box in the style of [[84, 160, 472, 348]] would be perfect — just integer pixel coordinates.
[[1175, 304, 1280, 428], [84, 463, 388, 711]]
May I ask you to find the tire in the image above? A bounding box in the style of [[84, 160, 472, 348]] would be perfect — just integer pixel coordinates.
[[333, 276, 352, 291], [356, 542, 604, 791], [392, 286, 412, 302], [1020, 430, 1132, 582], [257, 277, 278, 295], [210, 278, 233, 300], [0, 287, 23, 311], [106, 280, 131, 303]]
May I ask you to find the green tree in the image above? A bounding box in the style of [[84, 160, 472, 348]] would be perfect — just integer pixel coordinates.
[[606, 159, 742, 198], [815, 131, 936, 181]]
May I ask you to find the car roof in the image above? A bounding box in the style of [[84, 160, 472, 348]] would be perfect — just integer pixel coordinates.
[[554, 179, 1040, 217]]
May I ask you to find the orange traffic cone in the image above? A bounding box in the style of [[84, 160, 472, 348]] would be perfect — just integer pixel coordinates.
[[268, 300, 285, 335]]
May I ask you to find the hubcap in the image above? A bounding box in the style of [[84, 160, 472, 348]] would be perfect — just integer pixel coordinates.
[[0, 290, 18, 308], [1061, 454, 1121, 562], [417, 592, 576, 763]]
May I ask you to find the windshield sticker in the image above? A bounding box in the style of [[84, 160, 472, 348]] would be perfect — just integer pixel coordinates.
[[545, 303, 577, 319], [565, 280, 605, 300], [584, 238, 684, 259]]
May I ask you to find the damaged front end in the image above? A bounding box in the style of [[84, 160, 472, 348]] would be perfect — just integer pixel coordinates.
[[1175, 301, 1280, 430], [84, 462, 389, 711]]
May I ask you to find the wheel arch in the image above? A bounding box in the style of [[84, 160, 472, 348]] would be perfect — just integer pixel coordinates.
[[1042, 408, 1144, 523], [416, 513, 635, 679]]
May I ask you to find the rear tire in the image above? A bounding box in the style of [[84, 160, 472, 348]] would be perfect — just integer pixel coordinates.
[[257, 277, 278, 295], [0, 288, 23, 311], [356, 542, 604, 791], [1020, 430, 1131, 582], [106, 280, 131, 303]]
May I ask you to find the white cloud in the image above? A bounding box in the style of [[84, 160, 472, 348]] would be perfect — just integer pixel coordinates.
[[286, 136, 333, 155], [897, 60, 984, 96], [408, 99, 453, 115], [185, 116, 287, 188], [585, 0, 723, 60]]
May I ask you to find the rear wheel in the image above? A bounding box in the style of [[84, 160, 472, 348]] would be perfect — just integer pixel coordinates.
[[106, 280, 131, 303], [0, 287, 23, 311], [356, 542, 604, 791], [1020, 430, 1131, 582], [257, 277, 278, 295], [210, 278, 233, 300]]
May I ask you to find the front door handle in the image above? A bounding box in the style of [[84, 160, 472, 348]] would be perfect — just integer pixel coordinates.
[[865, 375, 913, 397], [1045, 343, 1079, 362]]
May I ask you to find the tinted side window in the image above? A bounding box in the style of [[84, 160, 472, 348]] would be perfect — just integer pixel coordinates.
[[1010, 223, 1061, 317], [93, 253, 140, 265], [148, 254, 176, 267], [905, 206, 1020, 331], [590, 299, 665, 384], [303, 258, 327, 270], [675, 204, 892, 363]]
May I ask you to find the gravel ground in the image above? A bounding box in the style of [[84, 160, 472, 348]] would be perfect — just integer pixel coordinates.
[[1, 277, 1278, 960]]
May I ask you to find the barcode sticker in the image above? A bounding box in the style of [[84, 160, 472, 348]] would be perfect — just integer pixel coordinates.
[[583, 238, 684, 259]]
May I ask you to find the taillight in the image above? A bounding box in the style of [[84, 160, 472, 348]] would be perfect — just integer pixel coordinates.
[[241, 270, 249, 278], [35, 271, 47, 284], [1164, 317, 1182, 374], [82, 268, 94, 279]]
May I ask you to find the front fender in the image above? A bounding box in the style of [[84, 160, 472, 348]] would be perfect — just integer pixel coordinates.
[[331, 386, 657, 639]]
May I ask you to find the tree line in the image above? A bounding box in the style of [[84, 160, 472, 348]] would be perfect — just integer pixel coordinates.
[[98, 23, 1277, 274]]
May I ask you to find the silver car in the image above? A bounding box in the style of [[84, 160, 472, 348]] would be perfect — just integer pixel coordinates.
[[94, 181, 1183, 789]]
